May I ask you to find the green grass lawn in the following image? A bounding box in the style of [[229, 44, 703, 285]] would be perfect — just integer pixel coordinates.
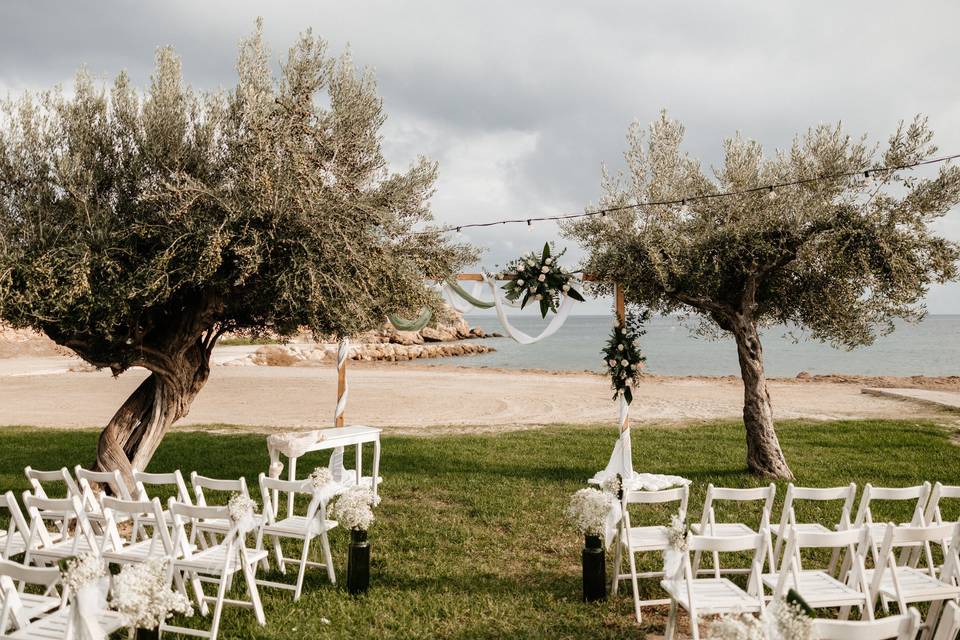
[[1, 419, 957, 639]]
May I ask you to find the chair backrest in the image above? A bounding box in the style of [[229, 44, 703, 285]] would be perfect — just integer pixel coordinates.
[[133, 470, 192, 505], [0, 559, 62, 633], [75, 466, 132, 501], [620, 485, 689, 531], [191, 473, 249, 508], [777, 483, 857, 534], [698, 483, 776, 533], [167, 499, 245, 565], [99, 496, 172, 558], [0, 492, 30, 560], [924, 482, 960, 527], [258, 473, 329, 525], [21, 494, 98, 557], [23, 466, 80, 500], [854, 482, 931, 528], [812, 607, 920, 640], [869, 522, 960, 611], [682, 532, 768, 613], [775, 526, 872, 599]]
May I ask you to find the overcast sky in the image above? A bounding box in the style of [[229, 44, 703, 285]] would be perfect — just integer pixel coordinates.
[[2, 1, 958, 314]]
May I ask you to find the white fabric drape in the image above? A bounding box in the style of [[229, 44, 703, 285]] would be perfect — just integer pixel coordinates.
[[329, 338, 350, 482], [441, 280, 521, 312], [68, 580, 109, 640], [482, 273, 576, 345]]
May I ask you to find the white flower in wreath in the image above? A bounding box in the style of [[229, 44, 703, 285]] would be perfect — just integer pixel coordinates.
[[526, 259, 536, 267], [544, 257, 553, 265], [617, 343, 624, 351], [517, 279, 524, 286], [608, 359, 616, 366], [541, 266, 550, 273], [620, 359, 629, 366], [537, 274, 546, 282]]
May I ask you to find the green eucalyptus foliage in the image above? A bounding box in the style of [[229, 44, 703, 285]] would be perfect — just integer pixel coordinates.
[[0, 22, 474, 372], [602, 310, 649, 404], [565, 111, 960, 349]]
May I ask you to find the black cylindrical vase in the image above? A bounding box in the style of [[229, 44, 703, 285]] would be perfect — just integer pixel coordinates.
[[347, 529, 370, 595], [135, 628, 160, 640], [582, 534, 606, 602]]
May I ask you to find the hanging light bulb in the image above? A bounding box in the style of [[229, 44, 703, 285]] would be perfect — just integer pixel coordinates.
[[766, 185, 778, 202], [455, 226, 462, 234], [679, 199, 691, 216], [527, 219, 533, 231]]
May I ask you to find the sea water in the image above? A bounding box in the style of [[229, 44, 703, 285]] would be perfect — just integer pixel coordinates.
[[412, 314, 960, 377]]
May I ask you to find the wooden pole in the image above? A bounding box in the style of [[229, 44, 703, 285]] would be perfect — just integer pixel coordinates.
[[336, 339, 348, 428], [336, 362, 346, 427]]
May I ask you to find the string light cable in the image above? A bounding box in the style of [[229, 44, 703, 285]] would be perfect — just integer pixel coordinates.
[[409, 152, 960, 236]]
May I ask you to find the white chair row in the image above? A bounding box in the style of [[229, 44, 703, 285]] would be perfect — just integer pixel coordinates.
[[611, 481, 960, 625], [3, 468, 343, 640], [661, 521, 960, 640]]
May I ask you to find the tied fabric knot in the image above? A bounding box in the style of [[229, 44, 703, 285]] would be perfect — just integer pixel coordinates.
[[70, 578, 109, 640], [268, 460, 284, 479]]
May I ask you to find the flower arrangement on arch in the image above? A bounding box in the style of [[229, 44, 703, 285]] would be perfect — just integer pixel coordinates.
[[110, 558, 193, 633], [565, 488, 614, 537], [499, 242, 585, 317], [602, 309, 649, 404]]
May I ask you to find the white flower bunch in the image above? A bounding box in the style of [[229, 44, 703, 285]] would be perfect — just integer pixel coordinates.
[[332, 486, 381, 531], [111, 558, 193, 630], [706, 600, 814, 640], [309, 466, 334, 490], [566, 488, 613, 536], [227, 493, 256, 523], [600, 474, 622, 496], [706, 613, 766, 639], [666, 514, 688, 552], [60, 553, 105, 595]]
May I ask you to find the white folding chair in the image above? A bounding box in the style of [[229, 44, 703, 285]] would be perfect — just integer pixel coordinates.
[[0, 559, 63, 633], [99, 496, 175, 568], [690, 484, 776, 577], [772, 483, 856, 571], [852, 482, 931, 569], [163, 500, 267, 640], [921, 482, 960, 562], [20, 495, 104, 567], [765, 526, 874, 619], [132, 469, 193, 538], [23, 467, 80, 540], [932, 600, 960, 640], [865, 522, 960, 640], [610, 485, 689, 622], [0, 493, 30, 560], [812, 608, 921, 640], [191, 473, 254, 545], [0, 560, 124, 639], [256, 473, 339, 600], [74, 466, 133, 531], [661, 531, 768, 640]]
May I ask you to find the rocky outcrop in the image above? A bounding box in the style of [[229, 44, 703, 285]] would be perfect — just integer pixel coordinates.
[[0, 324, 64, 358], [223, 341, 496, 367]]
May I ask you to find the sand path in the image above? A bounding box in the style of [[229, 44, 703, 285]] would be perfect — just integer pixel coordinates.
[[0, 357, 952, 433]]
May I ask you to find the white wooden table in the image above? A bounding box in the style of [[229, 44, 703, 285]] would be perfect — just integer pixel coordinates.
[[267, 425, 382, 517]]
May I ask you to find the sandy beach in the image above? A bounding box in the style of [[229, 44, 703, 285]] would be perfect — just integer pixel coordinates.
[[0, 350, 956, 434]]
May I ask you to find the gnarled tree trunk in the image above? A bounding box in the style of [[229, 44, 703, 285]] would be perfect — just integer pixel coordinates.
[[730, 314, 794, 480], [95, 337, 212, 491]]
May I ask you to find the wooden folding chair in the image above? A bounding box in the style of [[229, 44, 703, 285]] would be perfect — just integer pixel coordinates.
[[690, 484, 776, 577], [812, 608, 921, 640], [22, 467, 79, 540], [99, 496, 175, 568], [21, 495, 106, 567], [772, 483, 856, 572], [610, 485, 689, 622], [191, 473, 255, 546], [163, 500, 268, 640], [74, 466, 133, 529], [0, 559, 63, 633], [852, 482, 931, 570], [661, 531, 768, 640], [256, 473, 339, 600], [765, 526, 874, 620]]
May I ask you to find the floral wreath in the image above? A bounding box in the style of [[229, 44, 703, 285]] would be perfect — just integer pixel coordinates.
[[603, 309, 649, 404], [499, 243, 585, 318]]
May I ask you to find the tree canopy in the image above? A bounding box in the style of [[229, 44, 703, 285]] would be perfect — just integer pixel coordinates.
[[565, 112, 960, 477], [0, 22, 474, 483]]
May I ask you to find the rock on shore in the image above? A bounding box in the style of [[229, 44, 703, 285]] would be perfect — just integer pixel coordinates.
[[223, 341, 496, 367]]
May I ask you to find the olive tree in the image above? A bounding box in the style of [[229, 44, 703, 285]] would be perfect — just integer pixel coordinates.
[[565, 112, 960, 479], [0, 24, 473, 488]]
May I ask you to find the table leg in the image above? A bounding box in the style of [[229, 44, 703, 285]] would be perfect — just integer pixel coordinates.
[[287, 456, 297, 518], [372, 438, 381, 498], [355, 443, 362, 488]]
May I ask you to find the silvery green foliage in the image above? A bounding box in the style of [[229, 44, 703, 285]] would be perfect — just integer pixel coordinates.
[[0, 20, 474, 372], [564, 111, 960, 349]]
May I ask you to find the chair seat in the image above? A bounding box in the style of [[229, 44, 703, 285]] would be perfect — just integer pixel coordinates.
[[8, 607, 125, 638], [175, 545, 269, 574], [660, 577, 762, 614], [0, 584, 62, 623], [865, 523, 923, 547], [263, 516, 338, 537], [0, 532, 27, 558], [761, 570, 868, 607], [29, 535, 105, 561], [102, 538, 169, 564], [196, 514, 265, 534], [863, 567, 960, 603], [689, 522, 757, 537]]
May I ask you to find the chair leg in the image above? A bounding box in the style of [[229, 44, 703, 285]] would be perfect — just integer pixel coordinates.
[[189, 571, 209, 616], [272, 535, 286, 574], [293, 537, 311, 601], [922, 600, 944, 640], [690, 610, 700, 640], [240, 554, 266, 626], [319, 531, 336, 585], [208, 571, 231, 640], [610, 538, 622, 595], [839, 605, 851, 620], [665, 599, 678, 640], [627, 550, 641, 623]]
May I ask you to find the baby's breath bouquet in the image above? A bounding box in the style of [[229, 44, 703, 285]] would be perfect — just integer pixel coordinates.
[[111, 558, 192, 635], [566, 488, 613, 537], [499, 243, 584, 317]]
